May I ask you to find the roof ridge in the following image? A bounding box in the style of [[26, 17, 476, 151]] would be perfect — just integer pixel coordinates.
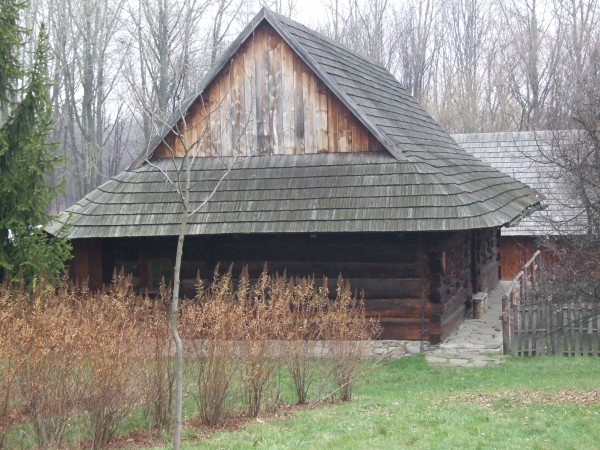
[[267, 10, 389, 72]]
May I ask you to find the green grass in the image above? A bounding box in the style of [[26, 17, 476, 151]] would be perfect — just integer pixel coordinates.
[[153, 356, 600, 450]]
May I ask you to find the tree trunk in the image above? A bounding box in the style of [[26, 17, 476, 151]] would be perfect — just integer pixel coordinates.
[[171, 205, 187, 450]]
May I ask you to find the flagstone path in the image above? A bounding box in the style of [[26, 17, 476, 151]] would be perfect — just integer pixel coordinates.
[[425, 281, 511, 368]]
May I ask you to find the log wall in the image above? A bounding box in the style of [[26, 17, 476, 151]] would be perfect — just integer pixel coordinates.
[[152, 23, 382, 159], [69, 239, 103, 291], [73, 229, 501, 343]]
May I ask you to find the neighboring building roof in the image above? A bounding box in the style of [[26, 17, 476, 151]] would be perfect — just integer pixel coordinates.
[[453, 131, 586, 236], [48, 10, 542, 239]]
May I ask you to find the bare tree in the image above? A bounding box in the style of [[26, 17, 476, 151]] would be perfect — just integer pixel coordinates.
[[496, 0, 562, 130], [130, 52, 259, 446]]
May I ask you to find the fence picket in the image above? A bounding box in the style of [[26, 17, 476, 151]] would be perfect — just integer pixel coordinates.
[[548, 302, 558, 355], [595, 308, 599, 358], [574, 306, 580, 357], [529, 306, 535, 357], [500, 250, 600, 358], [557, 307, 564, 357], [582, 305, 588, 357], [538, 305, 544, 356], [512, 300, 518, 357], [518, 306, 524, 357]]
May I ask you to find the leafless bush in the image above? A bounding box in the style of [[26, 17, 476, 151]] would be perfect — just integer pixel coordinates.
[[0, 277, 21, 449], [82, 274, 145, 450], [284, 276, 328, 405], [237, 267, 287, 418], [0, 263, 380, 445], [0, 272, 148, 449], [322, 276, 382, 402], [182, 266, 243, 428], [139, 284, 175, 431]]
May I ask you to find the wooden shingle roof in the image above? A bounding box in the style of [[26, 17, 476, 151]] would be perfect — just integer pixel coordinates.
[[49, 152, 540, 239], [454, 131, 585, 236], [49, 9, 542, 239]]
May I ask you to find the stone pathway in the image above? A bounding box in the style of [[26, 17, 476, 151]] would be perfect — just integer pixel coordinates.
[[425, 281, 511, 368]]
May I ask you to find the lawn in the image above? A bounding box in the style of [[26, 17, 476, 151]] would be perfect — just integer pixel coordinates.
[[151, 355, 600, 450]]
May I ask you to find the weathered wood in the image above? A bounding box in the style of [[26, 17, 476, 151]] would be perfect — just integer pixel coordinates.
[[268, 28, 283, 154], [208, 75, 220, 156], [327, 95, 339, 152], [538, 304, 545, 356], [293, 53, 305, 153], [590, 305, 600, 358], [583, 305, 589, 357], [316, 79, 328, 152], [255, 29, 269, 154], [502, 295, 510, 355], [281, 39, 295, 154], [517, 305, 523, 357], [231, 55, 244, 156], [551, 304, 558, 355], [557, 306, 564, 356], [572, 305, 578, 356], [528, 305, 534, 356]]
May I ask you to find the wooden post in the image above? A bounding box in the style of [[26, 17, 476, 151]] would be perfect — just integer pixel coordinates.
[[502, 294, 510, 355], [520, 274, 526, 305]]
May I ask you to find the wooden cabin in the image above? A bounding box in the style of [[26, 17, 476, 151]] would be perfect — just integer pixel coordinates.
[[48, 9, 542, 343], [454, 132, 583, 280]]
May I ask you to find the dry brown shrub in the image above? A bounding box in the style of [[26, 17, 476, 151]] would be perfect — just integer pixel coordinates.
[[237, 266, 286, 418], [320, 276, 382, 402], [0, 276, 21, 449], [182, 266, 244, 428], [138, 283, 175, 431], [284, 276, 328, 405], [0, 271, 151, 449], [0, 262, 381, 445], [81, 273, 145, 450]]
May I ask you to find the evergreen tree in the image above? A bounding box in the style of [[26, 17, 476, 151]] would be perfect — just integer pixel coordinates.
[[0, 5, 71, 285]]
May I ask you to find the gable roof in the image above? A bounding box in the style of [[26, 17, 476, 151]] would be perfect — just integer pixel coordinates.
[[48, 10, 543, 239], [453, 131, 586, 236], [137, 8, 464, 166]]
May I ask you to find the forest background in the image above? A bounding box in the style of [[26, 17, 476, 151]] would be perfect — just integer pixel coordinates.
[[13, 0, 598, 212]]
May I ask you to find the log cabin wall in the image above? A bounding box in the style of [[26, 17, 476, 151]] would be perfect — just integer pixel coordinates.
[[152, 23, 382, 159], [69, 239, 103, 291], [427, 231, 474, 343], [472, 228, 500, 292], [76, 229, 502, 343]]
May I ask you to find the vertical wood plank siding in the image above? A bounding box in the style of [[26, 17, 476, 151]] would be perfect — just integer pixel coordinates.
[[153, 23, 382, 158]]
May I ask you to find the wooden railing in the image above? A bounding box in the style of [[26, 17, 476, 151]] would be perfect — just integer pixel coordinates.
[[501, 251, 541, 354], [501, 250, 600, 357]]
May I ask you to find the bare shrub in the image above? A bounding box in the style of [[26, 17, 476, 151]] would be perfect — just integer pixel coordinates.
[[0, 272, 149, 449], [321, 276, 381, 402], [139, 284, 175, 431], [11, 276, 90, 449], [284, 276, 328, 405], [0, 277, 20, 449], [182, 266, 243, 428], [81, 274, 145, 450], [238, 267, 287, 418]]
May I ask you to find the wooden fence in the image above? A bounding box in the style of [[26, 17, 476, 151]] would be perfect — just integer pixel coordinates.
[[500, 251, 600, 356]]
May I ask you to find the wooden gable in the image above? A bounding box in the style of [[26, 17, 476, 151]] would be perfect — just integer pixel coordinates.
[[152, 22, 383, 159]]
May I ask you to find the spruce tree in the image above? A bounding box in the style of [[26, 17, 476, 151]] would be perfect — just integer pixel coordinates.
[[0, 5, 71, 284]]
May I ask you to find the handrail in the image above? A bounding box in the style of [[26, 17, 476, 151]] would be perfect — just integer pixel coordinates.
[[501, 250, 542, 355], [522, 250, 541, 270]]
